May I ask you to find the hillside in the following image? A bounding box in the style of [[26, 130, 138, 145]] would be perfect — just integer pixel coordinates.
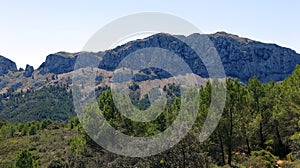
[[0, 66, 299, 167], [0, 32, 300, 167], [0, 32, 300, 123]]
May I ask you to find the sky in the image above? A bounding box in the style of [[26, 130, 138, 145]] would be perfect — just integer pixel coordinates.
[[0, 0, 299, 69]]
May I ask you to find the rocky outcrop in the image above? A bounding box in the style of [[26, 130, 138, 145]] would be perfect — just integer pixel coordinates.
[[94, 33, 210, 80], [34, 32, 300, 83], [23, 64, 34, 77], [208, 32, 300, 82], [37, 52, 78, 75], [0, 55, 17, 76], [95, 32, 300, 83]]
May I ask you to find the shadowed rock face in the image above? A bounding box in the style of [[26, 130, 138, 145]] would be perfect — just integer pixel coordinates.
[[37, 52, 78, 75], [6, 32, 300, 83], [0, 55, 17, 76], [24, 64, 34, 77]]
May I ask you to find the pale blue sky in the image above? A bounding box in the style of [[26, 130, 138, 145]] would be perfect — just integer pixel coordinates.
[[0, 0, 299, 68]]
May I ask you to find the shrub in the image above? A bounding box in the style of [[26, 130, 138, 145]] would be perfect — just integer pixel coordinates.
[[29, 125, 37, 135], [15, 149, 39, 168], [48, 158, 65, 168], [242, 150, 278, 168]]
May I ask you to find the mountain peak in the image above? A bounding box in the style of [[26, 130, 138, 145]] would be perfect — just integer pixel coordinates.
[[0, 55, 17, 76], [50, 51, 78, 58], [211, 31, 253, 44]]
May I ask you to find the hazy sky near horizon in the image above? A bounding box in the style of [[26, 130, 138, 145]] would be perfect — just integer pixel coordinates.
[[0, 0, 299, 68]]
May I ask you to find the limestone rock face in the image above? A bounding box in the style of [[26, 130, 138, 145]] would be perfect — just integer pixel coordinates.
[[208, 32, 300, 82], [32, 32, 300, 83], [96, 32, 300, 82], [37, 52, 78, 75], [0, 55, 17, 76]]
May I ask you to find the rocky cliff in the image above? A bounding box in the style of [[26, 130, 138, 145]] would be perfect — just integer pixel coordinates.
[[208, 32, 300, 82], [37, 52, 78, 75], [24, 64, 34, 77], [34, 32, 300, 83], [0, 55, 17, 76], [1, 32, 300, 91]]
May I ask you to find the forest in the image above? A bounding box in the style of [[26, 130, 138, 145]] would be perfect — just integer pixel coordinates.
[[0, 65, 299, 167]]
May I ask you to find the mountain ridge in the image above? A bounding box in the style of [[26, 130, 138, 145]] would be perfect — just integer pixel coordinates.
[[1, 32, 300, 93], [0, 55, 18, 76], [2, 32, 299, 71]]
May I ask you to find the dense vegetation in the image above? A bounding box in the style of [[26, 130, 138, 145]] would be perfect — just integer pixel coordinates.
[[0, 85, 75, 122], [0, 65, 299, 167]]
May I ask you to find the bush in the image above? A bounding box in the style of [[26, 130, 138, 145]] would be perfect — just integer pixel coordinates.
[[40, 119, 53, 129], [242, 150, 278, 168], [38, 147, 47, 153], [21, 125, 29, 136], [15, 149, 39, 168], [29, 125, 37, 135], [48, 158, 65, 168], [70, 116, 80, 129], [289, 132, 300, 161], [70, 136, 86, 156]]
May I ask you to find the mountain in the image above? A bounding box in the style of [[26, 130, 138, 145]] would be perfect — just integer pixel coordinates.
[[0, 32, 300, 122], [1, 32, 300, 93], [1, 32, 300, 167], [209, 32, 300, 82], [34, 32, 300, 83]]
